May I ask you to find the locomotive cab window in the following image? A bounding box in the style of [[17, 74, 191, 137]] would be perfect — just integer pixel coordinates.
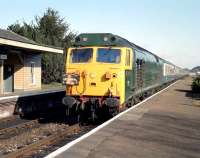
[[97, 48, 121, 63], [70, 48, 93, 63], [126, 49, 131, 66]]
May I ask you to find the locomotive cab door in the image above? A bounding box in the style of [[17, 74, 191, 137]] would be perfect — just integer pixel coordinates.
[[125, 48, 133, 99]]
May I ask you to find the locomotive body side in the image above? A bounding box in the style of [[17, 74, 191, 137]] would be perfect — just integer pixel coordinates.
[[124, 48, 164, 102]]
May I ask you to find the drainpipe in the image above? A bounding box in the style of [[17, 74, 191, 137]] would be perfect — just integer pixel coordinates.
[[0, 60, 4, 94]]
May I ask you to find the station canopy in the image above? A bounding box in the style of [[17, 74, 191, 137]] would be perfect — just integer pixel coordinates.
[[0, 28, 63, 54]]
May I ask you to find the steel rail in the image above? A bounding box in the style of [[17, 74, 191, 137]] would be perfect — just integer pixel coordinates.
[[0, 119, 39, 139], [0, 116, 18, 127], [2, 123, 80, 158]]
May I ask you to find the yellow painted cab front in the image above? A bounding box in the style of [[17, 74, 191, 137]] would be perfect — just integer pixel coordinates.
[[64, 47, 132, 105]]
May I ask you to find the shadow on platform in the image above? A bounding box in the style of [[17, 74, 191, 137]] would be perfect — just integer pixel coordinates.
[[175, 89, 200, 100], [176, 89, 200, 99]]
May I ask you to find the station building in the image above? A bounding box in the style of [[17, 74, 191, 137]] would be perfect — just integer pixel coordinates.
[[0, 28, 63, 94]]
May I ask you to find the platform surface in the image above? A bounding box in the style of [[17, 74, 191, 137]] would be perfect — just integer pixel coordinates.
[[0, 87, 64, 99], [0, 87, 65, 119], [54, 77, 200, 158]]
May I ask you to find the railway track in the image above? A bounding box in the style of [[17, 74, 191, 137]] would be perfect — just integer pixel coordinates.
[[0, 90, 82, 157], [0, 119, 39, 139], [0, 115, 36, 132], [2, 124, 80, 158], [0, 115, 18, 127], [0, 113, 97, 158], [0, 111, 95, 158]]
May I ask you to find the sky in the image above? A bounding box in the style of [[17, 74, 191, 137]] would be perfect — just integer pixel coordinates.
[[0, 0, 199, 69]]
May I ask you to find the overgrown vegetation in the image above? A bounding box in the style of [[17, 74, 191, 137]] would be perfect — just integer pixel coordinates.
[[192, 76, 200, 93], [8, 8, 76, 84]]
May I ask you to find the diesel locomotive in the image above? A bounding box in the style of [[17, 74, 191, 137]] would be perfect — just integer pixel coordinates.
[[62, 33, 186, 120]]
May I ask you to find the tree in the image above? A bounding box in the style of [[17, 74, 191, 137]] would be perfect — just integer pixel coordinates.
[[8, 22, 38, 41], [8, 8, 76, 84], [36, 8, 71, 83]]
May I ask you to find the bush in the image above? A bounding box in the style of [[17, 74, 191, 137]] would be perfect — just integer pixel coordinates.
[[192, 76, 200, 93]]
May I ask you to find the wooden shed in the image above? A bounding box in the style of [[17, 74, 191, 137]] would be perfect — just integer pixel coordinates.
[[0, 28, 63, 94]]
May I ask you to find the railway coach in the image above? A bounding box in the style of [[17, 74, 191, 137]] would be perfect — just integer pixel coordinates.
[[62, 33, 186, 120]]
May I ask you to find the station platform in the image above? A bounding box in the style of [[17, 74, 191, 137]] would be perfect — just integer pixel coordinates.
[[0, 86, 65, 101], [0, 87, 65, 119], [47, 77, 200, 158]]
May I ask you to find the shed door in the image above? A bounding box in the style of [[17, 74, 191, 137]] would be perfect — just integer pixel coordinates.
[[4, 65, 14, 92]]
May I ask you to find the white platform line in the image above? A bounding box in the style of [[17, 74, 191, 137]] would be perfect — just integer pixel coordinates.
[[45, 81, 179, 158], [0, 90, 64, 101], [0, 95, 19, 101]]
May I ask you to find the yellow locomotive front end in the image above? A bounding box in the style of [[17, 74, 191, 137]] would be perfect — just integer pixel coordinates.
[[66, 47, 124, 99], [62, 33, 133, 119]]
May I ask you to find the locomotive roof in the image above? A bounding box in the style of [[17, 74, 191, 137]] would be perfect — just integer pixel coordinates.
[[74, 33, 174, 65], [74, 33, 132, 47]]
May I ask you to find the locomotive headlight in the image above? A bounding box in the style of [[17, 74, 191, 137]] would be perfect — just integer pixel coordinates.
[[90, 72, 96, 79], [105, 71, 112, 80]]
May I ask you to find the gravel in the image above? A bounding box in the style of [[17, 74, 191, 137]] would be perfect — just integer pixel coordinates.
[[0, 123, 69, 155]]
